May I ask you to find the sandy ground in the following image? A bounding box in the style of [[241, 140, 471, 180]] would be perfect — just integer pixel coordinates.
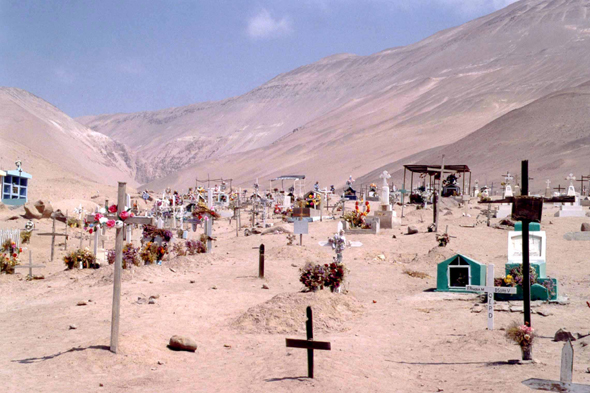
[[1, 199, 590, 393]]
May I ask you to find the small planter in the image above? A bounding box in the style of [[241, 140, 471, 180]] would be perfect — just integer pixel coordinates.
[[67, 261, 75, 270], [521, 344, 533, 361]]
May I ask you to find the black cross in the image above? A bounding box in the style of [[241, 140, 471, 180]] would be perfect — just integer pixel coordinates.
[[285, 306, 331, 378], [554, 184, 565, 193]]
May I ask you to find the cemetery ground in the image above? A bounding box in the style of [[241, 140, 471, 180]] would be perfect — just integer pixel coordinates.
[[2, 200, 590, 392]]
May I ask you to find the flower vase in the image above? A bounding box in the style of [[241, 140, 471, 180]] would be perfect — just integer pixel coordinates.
[[521, 344, 533, 361]]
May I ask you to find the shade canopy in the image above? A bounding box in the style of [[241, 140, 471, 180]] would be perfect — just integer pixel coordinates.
[[272, 175, 306, 181], [403, 164, 470, 176]]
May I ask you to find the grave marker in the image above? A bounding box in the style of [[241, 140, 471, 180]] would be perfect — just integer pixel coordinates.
[[13, 251, 45, 278], [259, 244, 265, 278], [285, 307, 331, 378], [466, 264, 516, 330], [38, 217, 68, 261], [522, 341, 590, 392]]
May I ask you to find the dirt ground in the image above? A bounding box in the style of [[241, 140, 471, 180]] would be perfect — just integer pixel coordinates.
[[1, 199, 590, 393]]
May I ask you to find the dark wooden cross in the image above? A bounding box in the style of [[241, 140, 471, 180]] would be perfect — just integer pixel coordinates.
[[578, 175, 590, 196], [522, 341, 590, 392], [554, 184, 565, 194], [285, 306, 331, 378]]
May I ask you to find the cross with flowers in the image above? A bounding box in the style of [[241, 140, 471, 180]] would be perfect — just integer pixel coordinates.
[[86, 182, 154, 354]]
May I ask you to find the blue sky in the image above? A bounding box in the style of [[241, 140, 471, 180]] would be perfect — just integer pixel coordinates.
[[0, 0, 517, 117]]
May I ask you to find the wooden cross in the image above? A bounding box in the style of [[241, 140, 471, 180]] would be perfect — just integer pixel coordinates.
[[577, 175, 590, 196], [285, 307, 331, 378], [13, 251, 45, 278], [554, 184, 565, 194], [87, 182, 153, 354], [522, 341, 590, 392], [466, 265, 516, 330], [38, 217, 68, 261]]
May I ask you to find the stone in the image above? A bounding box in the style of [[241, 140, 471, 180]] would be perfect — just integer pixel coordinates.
[[69, 324, 77, 330], [136, 297, 147, 304], [407, 226, 418, 235], [582, 223, 590, 232], [471, 305, 483, 313], [148, 298, 156, 305], [77, 301, 87, 306], [444, 211, 453, 216], [563, 232, 590, 241], [553, 328, 576, 342], [23, 204, 42, 220], [262, 284, 269, 289], [536, 309, 553, 317], [190, 280, 195, 283], [34, 200, 54, 219], [168, 335, 197, 352], [509, 305, 523, 313]]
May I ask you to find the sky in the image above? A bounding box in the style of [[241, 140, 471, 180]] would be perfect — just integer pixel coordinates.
[[0, 0, 518, 117]]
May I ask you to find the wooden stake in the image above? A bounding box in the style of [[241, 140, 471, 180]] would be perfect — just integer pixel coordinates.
[[110, 182, 126, 354], [259, 244, 265, 278], [50, 217, 56, 261]]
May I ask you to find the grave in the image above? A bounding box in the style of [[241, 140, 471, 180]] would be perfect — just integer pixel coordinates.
[[1, 161, 32, 206], [498, 221, 558, 301], [436, 254, 487, 292], [342, 216, 380, 234], [496, 172, 514, 219], [373, 171, 401, 229], [555, 174, 586, 217]]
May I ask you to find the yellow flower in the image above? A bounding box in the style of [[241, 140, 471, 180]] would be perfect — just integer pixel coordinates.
[[504, 275, 513, 284]]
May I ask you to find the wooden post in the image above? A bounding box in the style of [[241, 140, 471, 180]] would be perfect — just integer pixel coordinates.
[[402, 167, 407, 218], [486, 264, 494, 330], [64, 210, 68, 250], [435, 155, 445, 233], [126, 194, 132, 242], [306, 306, 314, 378], [50, 217, 56, 261], [110, 182, 126, 354], [521, 160, 532, 327], [259, 244, 265, 278]]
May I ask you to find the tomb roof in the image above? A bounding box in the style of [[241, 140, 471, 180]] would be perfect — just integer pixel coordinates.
[[403, 164, 470, 176]]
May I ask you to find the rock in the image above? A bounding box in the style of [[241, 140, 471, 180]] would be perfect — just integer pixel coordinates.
[[150, 295, 160, 299], [169, 268, 176, 273], [407, 226, 418, 235], [224, 344, 231, 348], [291, 264, 298, 267], [554, 328, 576, 342], [34, 200, 54, 219], [392, 235, 396, 239], [23, 204, 42, 219], [52, 209, 68, 223], [262, 284, 269, 289], [190, 280, 195, 284], [536, 309, 553, 317], [376, 254, 386, 261], [148, 298, 156, 305], [211, 286, 217, 290], [582, 223, 590, 232], [444, 211, 453, 216], [136, 297, 147, 304], [471, 305, 483, 313], [494, 304, 510, 312], [69, 324, 77, 330], [168, 335, 197, 352], [510, 306, 524, 313], [158, 361, 164, 365], [77, 301, 87, 306]]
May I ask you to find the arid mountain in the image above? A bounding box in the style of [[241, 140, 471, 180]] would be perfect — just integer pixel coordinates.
[[133, 0, 590, 192], [0, 88, 151, 200], [357, 80, 590, 195]]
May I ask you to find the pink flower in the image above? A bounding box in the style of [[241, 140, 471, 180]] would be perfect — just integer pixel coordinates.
[[108, 205, 118, 213], [120, 211, 131, 220], [94, 213, 103, 221], [106, 220, 116, 228]]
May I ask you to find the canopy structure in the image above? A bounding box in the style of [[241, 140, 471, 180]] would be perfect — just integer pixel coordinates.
[[270, 175, 306, 198], [403, 164, 471, 196], [195, 177, 233, 191]]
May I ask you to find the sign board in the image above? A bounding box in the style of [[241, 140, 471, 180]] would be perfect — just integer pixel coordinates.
[[294, 220, 309, 235], [292, 207, 311, 218], [466, 285, 517, 294]]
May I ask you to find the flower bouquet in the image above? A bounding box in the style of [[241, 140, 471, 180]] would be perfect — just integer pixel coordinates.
[[64, 248, 97, 269], [106, 243, 140, 269], [140, 242, 168, 265], [192, 202, 220, 219], [343, 201, 371, 229], [84, 204, 135, 233], [506, 321, 536, 360], [1, 239, 22, 274], [299, 261, 347, 293]]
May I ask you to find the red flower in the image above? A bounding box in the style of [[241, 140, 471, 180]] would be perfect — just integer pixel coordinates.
[[106, 220, 116, 228], [94, 213, 103, 221], [120, 211, 131, 220], [12, 253, 17, 258], [108, 205, 118, 213], [89, 228, 93, 234]]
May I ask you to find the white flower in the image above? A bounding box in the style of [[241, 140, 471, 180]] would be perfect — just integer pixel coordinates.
[[99, 207, 107, 214], [99, 217, 108, 224], [115, 220, 124, 229]]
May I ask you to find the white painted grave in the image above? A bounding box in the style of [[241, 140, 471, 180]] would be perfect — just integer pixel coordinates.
[[497, 172, 514, 219], [555, 173, 586, 217], [508, 231, 547, 264]]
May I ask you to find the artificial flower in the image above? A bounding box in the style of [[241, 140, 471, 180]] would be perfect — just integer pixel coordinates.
[[108, 205, 118, 213], [115, 220, 124, 229], [106, 220, 116, 228], [120, 211, 131, 220], [99, 217, 108, 224], [94, 213, 103, 221]]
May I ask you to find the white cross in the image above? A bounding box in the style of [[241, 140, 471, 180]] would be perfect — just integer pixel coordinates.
[[379, 170, 391, 187], [466, 265, 516, 330], [567, 173, 576, 187], [504, 172, 514, 184], [546, 179, 551, 187]]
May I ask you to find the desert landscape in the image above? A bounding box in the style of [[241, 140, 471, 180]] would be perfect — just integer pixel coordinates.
[[2, 0, 590, 391]]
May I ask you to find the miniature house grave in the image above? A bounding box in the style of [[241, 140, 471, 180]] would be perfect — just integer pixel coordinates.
[[555, 173, 585, 217], [436, 254, 486, 292], [1, 161, 32, 206]]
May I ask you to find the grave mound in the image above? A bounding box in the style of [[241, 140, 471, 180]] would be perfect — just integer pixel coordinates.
[[265, 244, 330, 262], [233, 291, 364, 334], [420, 246, 456, 264]]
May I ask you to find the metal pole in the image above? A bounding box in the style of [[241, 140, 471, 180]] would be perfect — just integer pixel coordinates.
[[435, 155, 445, 232]]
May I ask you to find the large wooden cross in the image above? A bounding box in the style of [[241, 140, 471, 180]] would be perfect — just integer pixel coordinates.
[[466, 264, 516, 330], [522, 341, 590, 392], [87, 182, 153, 353], [285, 307, 331, 378], [38, 216, 68, 261]]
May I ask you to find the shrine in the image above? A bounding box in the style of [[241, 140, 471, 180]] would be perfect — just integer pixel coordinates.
[[436, 254, 486, 292], [1, 161, 32, 206]]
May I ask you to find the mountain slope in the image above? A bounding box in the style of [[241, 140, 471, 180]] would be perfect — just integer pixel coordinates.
[[356, 80, 590, 194], [0, 88, 151, 199], [142, 0, 590, 192]]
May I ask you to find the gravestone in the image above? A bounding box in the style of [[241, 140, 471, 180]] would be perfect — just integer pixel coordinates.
[[555, 174, 585, 217], [373, 171, 401, 229], [436, 254, 486, 292], [497, 172, 514, 219]]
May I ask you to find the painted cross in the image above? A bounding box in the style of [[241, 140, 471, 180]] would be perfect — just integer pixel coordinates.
[[554, 184, 565, 194], [379, 170, 391, 187], [522, 341, 590, 392], [13, 251, 45, 278], [285, 307, 332, 378], [466, 265, 517, 330], [503, 172, 514, 184], [567, 173, 576, 187]]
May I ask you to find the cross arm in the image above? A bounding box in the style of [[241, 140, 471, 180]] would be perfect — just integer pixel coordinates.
[[522, 378, 590, 392], [285, 339, 331, 351]]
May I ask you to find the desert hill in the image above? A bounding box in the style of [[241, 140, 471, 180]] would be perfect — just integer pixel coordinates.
[[0, 88, 152, 200], [357, 80, 590, 194], [80, 0, 590, 191]]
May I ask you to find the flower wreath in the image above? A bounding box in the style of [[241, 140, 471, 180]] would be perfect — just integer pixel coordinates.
[[84, 204, 135, 233]]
